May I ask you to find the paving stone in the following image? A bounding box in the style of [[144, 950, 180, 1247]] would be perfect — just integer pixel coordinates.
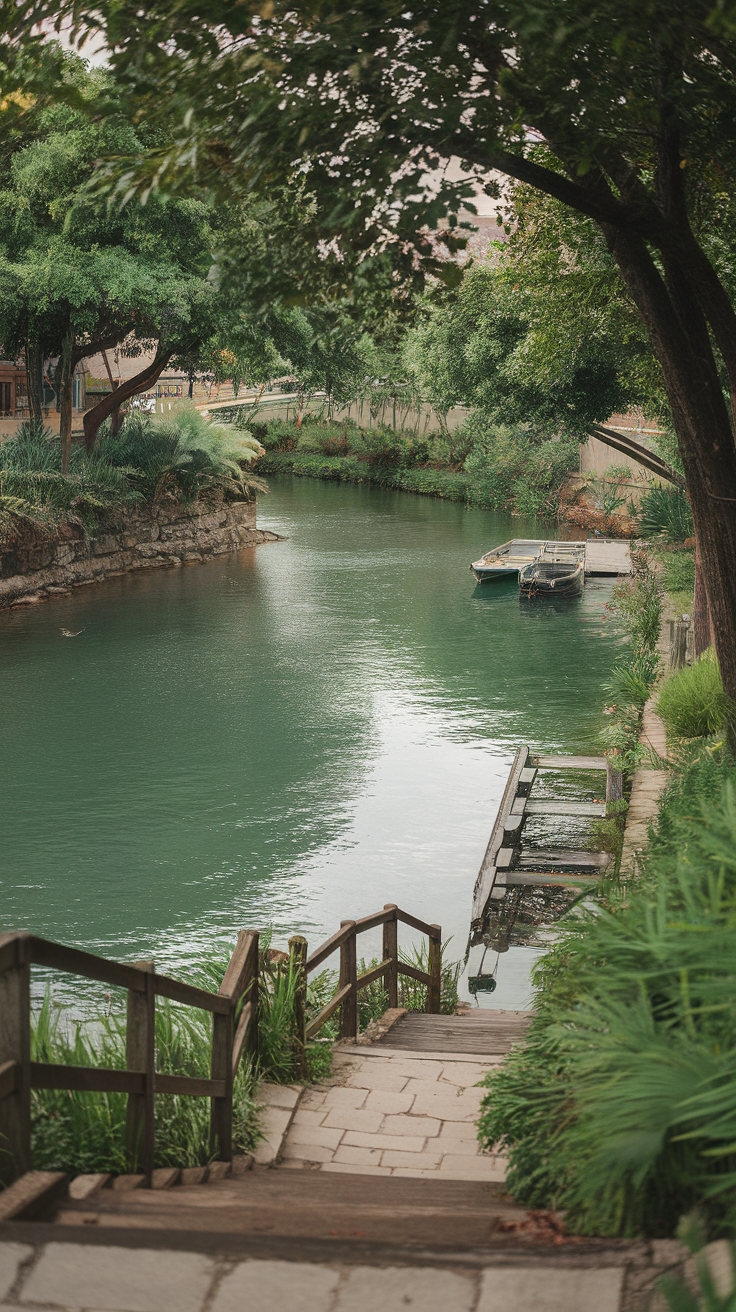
[[299, 1090, 327, 1110], [21, 1243, 214, 1312], [321, 1086, 369, 1110], [322, 1107, 385, 1134], [362, 1089, 415, 1114], [336, 1264, 476, 1312], [433, 1134, 483, 1157], [409, 1094, 481, 1121], [439, 1063, 488, 1087], [290, 1108, 329, 1129], [321, 1161, 392, 1176], [437, 1155, 506, 1180], [281, 1141, 335, 1163], [343, 1130, 426, 1153], [212, 1260, 339, 1312], [287, 1124, 345, 1150], [476, 1265, 623, 1312], [384, 1060, 444, 1079], [332, 1144, 384, 1166], [390, 1167, 442, 1178], [436, 1120, 483, 1142], [258, 1082, 303, 1110], [382, 1114, 441, 1138], [0, 1244, 32, 1301], [345, 1067, 409, 1093], [380, 1149, 444, 1170]]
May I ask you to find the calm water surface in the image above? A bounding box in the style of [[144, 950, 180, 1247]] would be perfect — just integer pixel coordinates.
[[1, 477, 621, 1006]]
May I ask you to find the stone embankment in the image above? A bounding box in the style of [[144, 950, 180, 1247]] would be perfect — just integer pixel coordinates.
[[0, 500, 282, 609]]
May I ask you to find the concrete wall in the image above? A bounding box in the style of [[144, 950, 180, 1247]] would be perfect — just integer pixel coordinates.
[[0, 499, 280, 610]]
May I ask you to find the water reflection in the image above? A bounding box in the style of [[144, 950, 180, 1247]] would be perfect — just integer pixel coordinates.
[[0, 477, 620, 1009]]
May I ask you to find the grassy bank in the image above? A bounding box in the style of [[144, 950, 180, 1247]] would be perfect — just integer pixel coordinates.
[[477, 548, 736, 1241], [243, 415, 579, 517], [0, 407, 264, 543]]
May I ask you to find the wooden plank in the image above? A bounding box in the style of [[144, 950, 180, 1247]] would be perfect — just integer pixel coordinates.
[[356, 958, 392, 991], [0, 1170, 68, 1222], [305, 923, 354, 974], [69, 1173, 110, 1200], [0, 1059, 19, 1101], [339, 922, 358, 1041], [152, 972, 231, 1015], [395, 908, 440, 938], [0, 937, 31, 1184], [383, 905, 398, 1010], [156, 1073, 226, 1097], [498, 872, 602, 887], [353, 908, 396, 932], [29, 937, 146, 993], [305, 983, 352, 1039], [495, 847, 515, 869], [397, 961, 432, 986], [126, 961, 155, 1181], [31, 1062, 144, 1094], [524, 800, 606, 817], [518, 850, 612, 869], [530, 754, 608, 770], [219, 930, 258, 1005], [472, 744, 530, 924], [584, 539, 632, 575], [231, 1000, 255, 1077], [503, 813, 524, 835]]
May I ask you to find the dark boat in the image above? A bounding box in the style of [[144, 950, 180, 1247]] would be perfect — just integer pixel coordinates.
[[518, 547, 585, 598]]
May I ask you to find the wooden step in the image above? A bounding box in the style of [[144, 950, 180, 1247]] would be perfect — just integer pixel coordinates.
[[374, 1013, 532, 1054], [514, 799, 606, 817], [530, 755, 608, 771], [518, 850, 611, 869], [52, 1170, 531, 1248]]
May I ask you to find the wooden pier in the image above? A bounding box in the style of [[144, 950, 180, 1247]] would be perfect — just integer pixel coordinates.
[[471, 537, 632, 582], [471, 746, 620, 928]]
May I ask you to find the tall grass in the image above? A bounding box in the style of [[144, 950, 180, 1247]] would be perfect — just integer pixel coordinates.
[[477, 742, 736, 1238], [637, 485, 694, 541], [30, 979, 261, 1175], [656, 650, 735, 741]]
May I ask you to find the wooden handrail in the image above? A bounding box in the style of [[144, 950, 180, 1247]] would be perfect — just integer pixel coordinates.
[[0, 929, 259, 1188], [0, 905, 442, 1186]]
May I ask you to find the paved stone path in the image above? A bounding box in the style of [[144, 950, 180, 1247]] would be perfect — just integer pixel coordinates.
[[620, 698, 668, 875], [280, 1044, 507, 1180]]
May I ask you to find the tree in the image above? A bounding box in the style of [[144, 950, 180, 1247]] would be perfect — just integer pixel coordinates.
[[11, 1, 736, 697], [404, 191, 684, 486], [0, 60, 219, 470]]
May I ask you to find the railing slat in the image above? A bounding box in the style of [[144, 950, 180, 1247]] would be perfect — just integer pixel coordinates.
[[29, 937, 147, 993], [231, 1001, 254, 1077], [305, 923, 354, 974], [398, 961, 432, 986], [395, 909, 441, 938], [29, 1062, 226, 1099], [356, 959, 392, 991], [0, 1060, 19, 1101], [152, 974, 231, 1014], [352, 908, 397, 933], [219, 931, 258, 1005], [305, 983, 352, 1039]]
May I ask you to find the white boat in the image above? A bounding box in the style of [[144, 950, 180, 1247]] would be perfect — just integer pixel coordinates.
[[470, 539, 585, 584]]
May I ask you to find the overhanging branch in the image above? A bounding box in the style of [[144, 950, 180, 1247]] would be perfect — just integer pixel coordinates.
[[587, 424, 685, 488]]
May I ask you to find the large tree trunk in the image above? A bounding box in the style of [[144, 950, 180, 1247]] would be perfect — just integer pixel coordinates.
[[57, 327, 75, 475], [602, 228, 736, 702], [83, 351, 173, 452], [25, 340, 44, 427]]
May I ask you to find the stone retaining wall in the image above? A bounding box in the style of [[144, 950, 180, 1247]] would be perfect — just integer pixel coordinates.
[[0, 499, 282, 609]]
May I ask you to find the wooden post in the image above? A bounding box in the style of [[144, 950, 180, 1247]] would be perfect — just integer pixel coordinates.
[[382, 905, 398, 1009], [428, 927, 442, 1015], [126, 962, 155, 1183], [0, 934, 31, 1184], [338, 921, 358, 1041], [210, 1001, 234, 1163], [289, 935, 308, 1081], [671, 616, 689, 670], [606, 763, 624, 804]]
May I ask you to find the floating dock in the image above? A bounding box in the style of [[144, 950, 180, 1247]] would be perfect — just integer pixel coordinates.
[[471, 537, 632, 582], [470, 745, 616, 929]]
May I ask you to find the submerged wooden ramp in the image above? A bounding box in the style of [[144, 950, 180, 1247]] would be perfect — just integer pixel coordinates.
[[471, 745, 617, 928]]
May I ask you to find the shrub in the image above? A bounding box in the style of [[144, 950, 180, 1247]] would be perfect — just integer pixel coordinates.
[[477, 744, 736, 1238], [638, 485, 694, 541], [656, 650, 735, 740]]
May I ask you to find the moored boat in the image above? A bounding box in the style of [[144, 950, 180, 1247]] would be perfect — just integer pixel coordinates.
[[518, 547, 585, 598]]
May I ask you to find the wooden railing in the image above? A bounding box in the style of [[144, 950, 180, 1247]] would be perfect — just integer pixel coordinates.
[[0, 929, 259, 1187], [0, 905, 441, 1185], [294, 903, 442, 1062]]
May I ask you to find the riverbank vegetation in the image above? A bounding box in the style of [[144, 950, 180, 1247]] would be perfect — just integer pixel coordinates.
[[250, 415, 579, 518], [0, 407, 264, 541]]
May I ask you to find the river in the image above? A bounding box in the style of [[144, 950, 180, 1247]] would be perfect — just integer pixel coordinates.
[[1, 477, 621, 1008]]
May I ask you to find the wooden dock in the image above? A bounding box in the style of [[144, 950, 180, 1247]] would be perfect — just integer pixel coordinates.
[[471, 746, 617, 928], [471, 537, 632, 581]]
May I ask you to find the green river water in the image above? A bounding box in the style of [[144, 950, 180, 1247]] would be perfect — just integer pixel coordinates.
[[1, 477, 622, 1007]]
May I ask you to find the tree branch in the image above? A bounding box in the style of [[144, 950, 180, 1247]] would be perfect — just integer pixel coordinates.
[[83, 349, 172, 451], [587, 424, 685, 487]]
